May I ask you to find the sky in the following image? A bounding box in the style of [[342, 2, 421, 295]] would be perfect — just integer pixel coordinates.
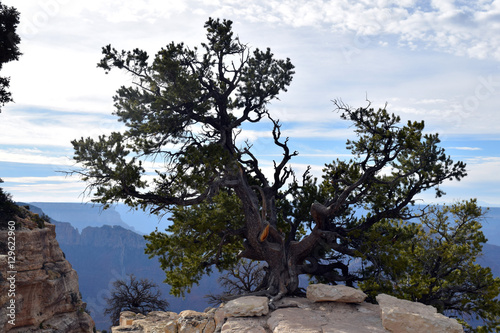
[[1, 0, 500, 208]]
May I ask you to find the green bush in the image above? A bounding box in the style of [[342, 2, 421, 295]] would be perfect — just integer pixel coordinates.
[[0, 179, 23, 229]]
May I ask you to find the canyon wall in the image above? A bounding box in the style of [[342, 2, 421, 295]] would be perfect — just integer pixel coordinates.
[[0, 211, 95, 332]]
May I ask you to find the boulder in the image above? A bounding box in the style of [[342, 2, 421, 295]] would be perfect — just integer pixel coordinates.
[[110, 291, 464, 333], [114, 310, 213, 333], [214, 305, 228, 331], [267, 301, 388, 333], [223, 296, 269, 317], [119, 311, 146, 326], [307, 284, 367, 303], [133, 311, 178, 333], [376, 294, 464, 333], [177, 310, 215, 333]]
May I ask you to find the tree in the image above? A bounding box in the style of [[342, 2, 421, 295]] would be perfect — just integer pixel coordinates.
[[206, 259, 267, 305], [104, 274, 169, 326], [0, 2, 21, 111], [72, 18, 467, 303], [358, 199, 500, 333]]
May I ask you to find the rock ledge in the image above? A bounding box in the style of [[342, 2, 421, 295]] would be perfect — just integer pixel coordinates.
[[112, 285, 463, 333]]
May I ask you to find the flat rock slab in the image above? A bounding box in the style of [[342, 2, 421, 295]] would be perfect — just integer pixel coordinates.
[[267, 302, 388, 333], [307, 284, 367, 303], [224, 296, 269, 317], [376, 294, 464, 333]]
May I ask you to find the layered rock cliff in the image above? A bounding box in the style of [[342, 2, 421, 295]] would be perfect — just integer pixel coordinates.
[[0, 208, 95, 332], [50, 219, 223, 330]]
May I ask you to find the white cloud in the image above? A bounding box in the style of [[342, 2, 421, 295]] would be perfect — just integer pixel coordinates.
[[201, 0, 500, 61], [421, 156, 500, 203], [449, 147, 482, 151], [0, 148, 73, 165], [282, 127, 354, 140], [2, 0, 500, 205], [4, 175, 77, 184], [462, 157, 500, 184], [2, 174, 88, 203], [236, 129, 272, 143], [0, 108, 123, 148], [4, 0, 500, 135], [4, 182, 88, 203]]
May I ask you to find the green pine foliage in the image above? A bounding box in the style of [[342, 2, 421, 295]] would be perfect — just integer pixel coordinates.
[[358, 199, 500, 332], [144, 190, 245, 296], [0, 2, 22, 110]]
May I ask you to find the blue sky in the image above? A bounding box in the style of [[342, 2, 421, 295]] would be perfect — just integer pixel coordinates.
[[1, 0, 499, 207]]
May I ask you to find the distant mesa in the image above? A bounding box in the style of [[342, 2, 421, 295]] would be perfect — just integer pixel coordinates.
[[24, 202, 168, 235]]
